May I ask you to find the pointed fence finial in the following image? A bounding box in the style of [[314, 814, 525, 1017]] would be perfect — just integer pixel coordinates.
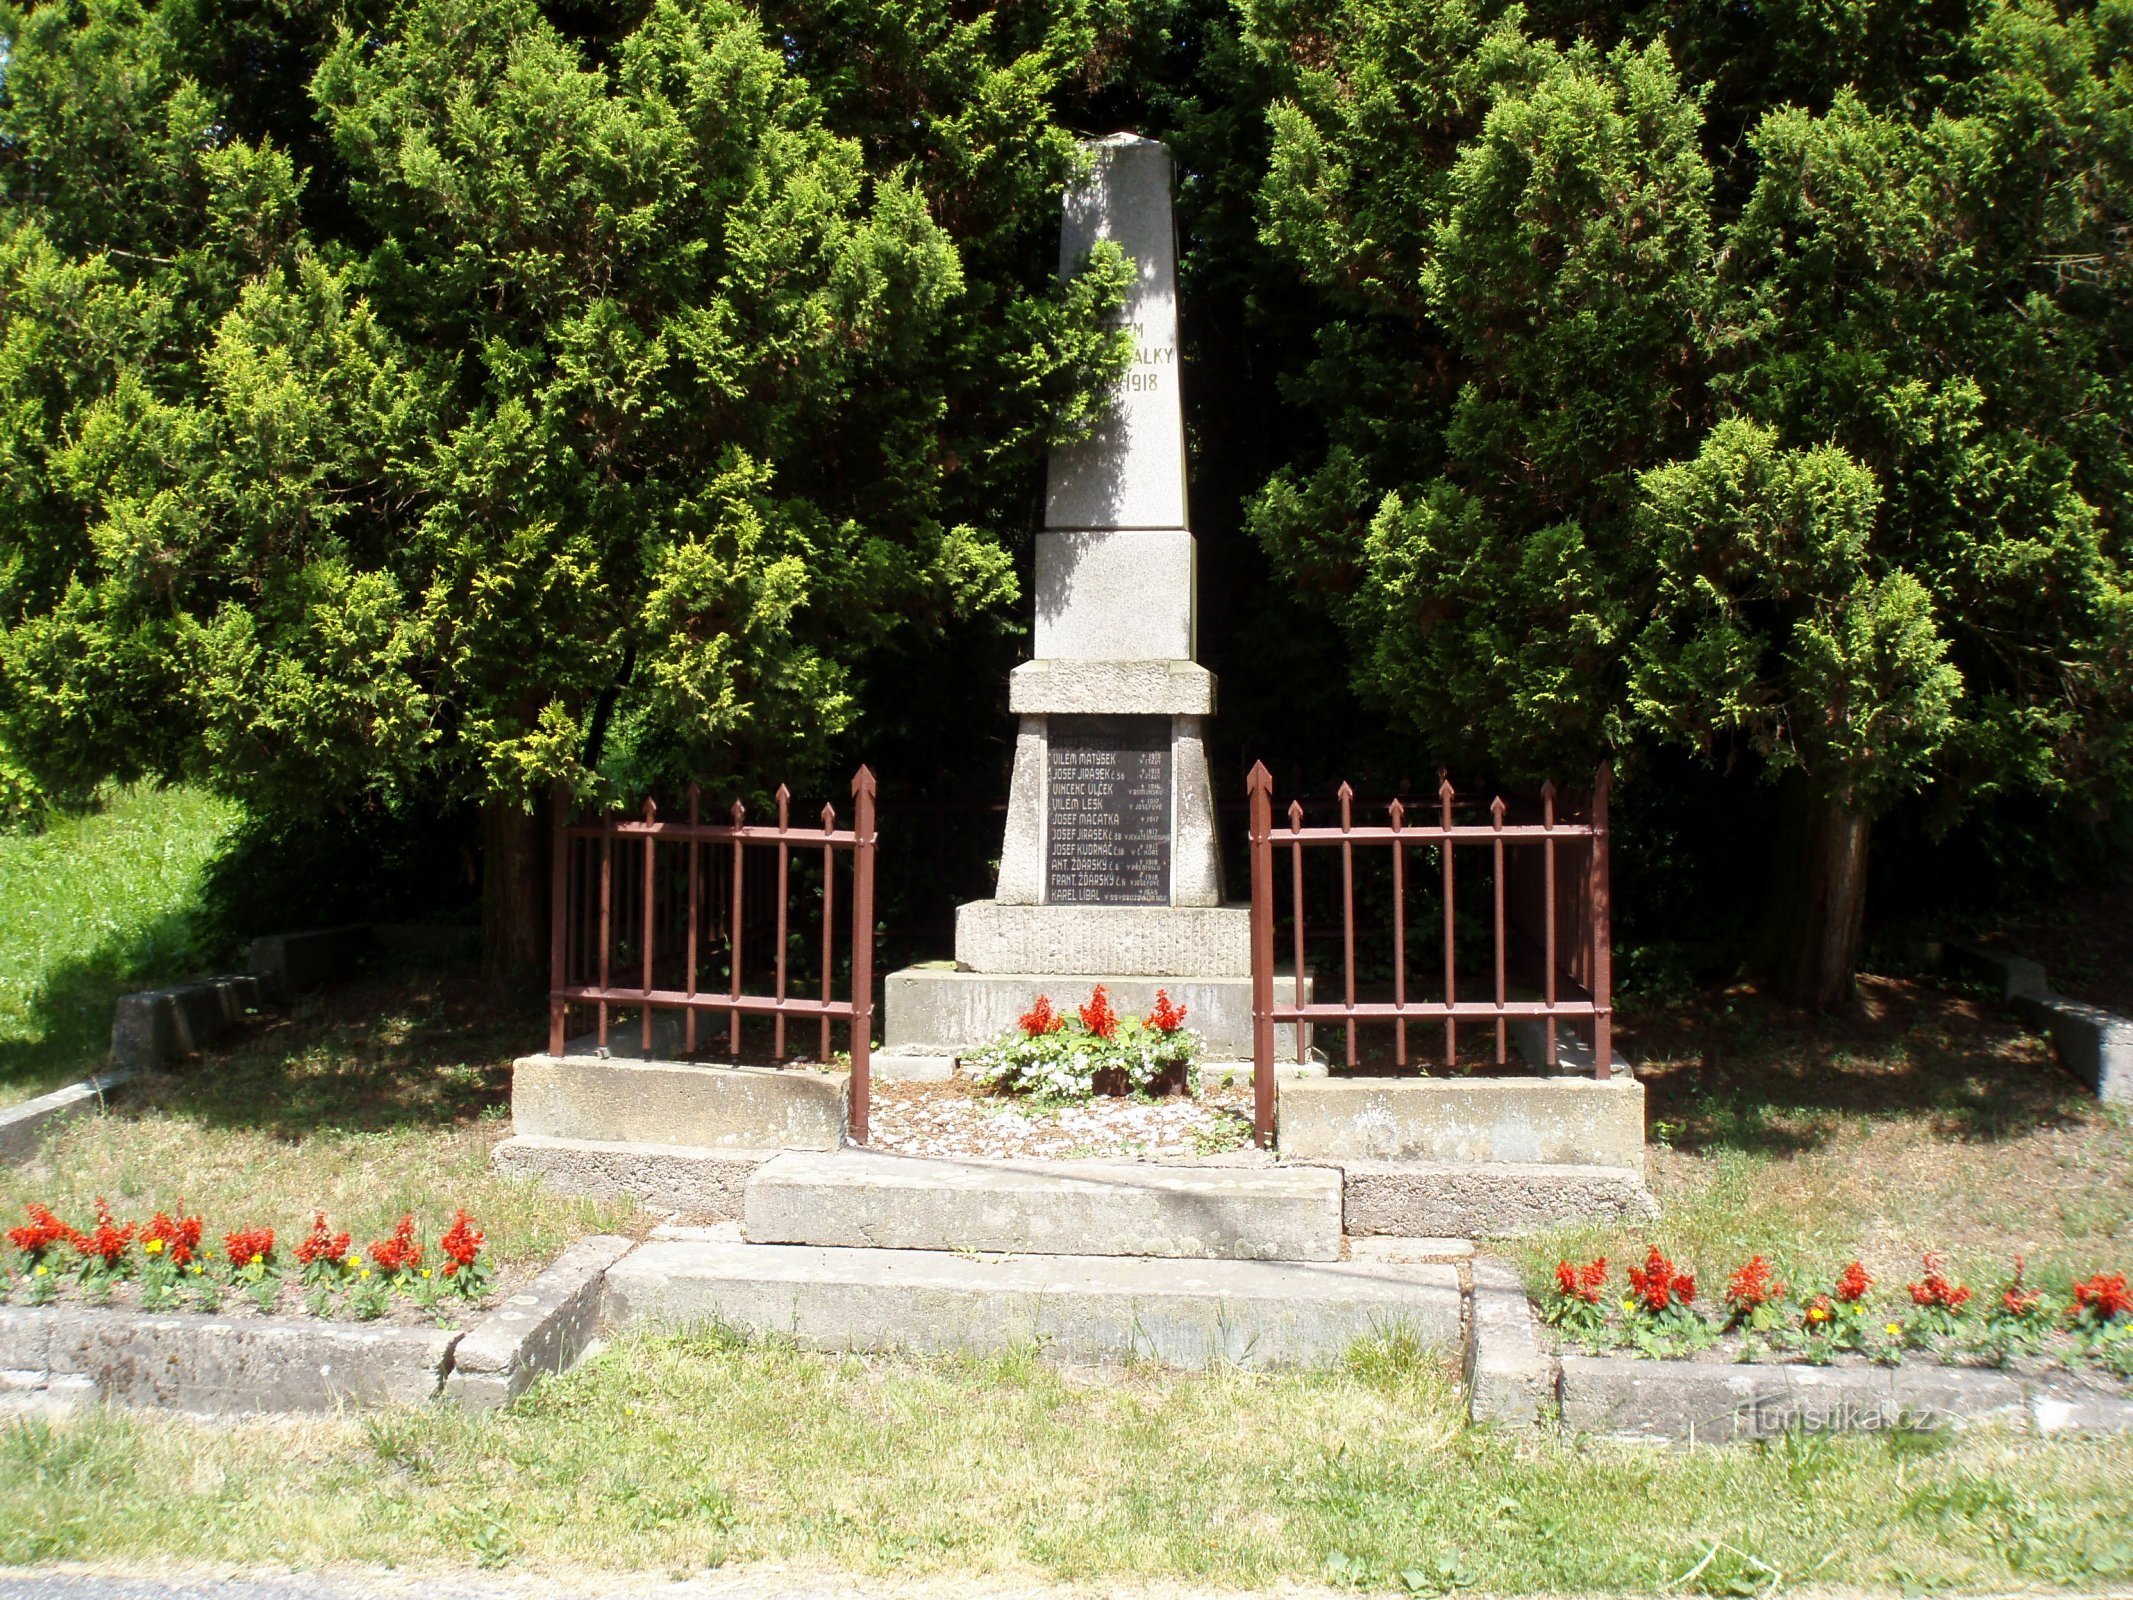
[[776, 784, 790, 831], [1287, 799, 1304, 832], [731, 798, 746, 826], [1246, 760, 1273, 794], [1337, 782, 1354, 831], [1541, 778, 1557, 828], [643, 797, 658, 822], [1490, 795, 1506, 829], [1389, 797, 1405, 831], [821, 802, 837, 829]]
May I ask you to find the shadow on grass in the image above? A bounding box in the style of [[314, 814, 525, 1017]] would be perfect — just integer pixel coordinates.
[[119, 962, 539, 1141], [0, 906, 220, 1098], [1627, 975, 2094, 1159]]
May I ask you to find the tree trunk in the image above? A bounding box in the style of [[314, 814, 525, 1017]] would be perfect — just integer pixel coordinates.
[[1759, 780, 1872, 1010], [481, 795, 547, 991]]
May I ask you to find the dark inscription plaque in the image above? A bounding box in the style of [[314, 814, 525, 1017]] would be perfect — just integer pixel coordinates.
[[1047, 715, 1171, 905]]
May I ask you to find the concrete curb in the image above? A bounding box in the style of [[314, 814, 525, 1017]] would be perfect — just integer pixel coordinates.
[[1943, 941, 2130, 1104], [0, 1303, 460, 1416], [1464, 1257, 1555, 1429], [0, 1071, 133, 1163], [444, 1234, 635, 1409], [1555, 1351, 2133, 1442]]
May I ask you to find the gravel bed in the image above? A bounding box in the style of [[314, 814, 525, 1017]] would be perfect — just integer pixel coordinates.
[[869, 1076, 1262, 1162]]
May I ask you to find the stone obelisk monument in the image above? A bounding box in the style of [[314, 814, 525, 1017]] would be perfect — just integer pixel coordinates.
[[881, 133, 1300, 1064]]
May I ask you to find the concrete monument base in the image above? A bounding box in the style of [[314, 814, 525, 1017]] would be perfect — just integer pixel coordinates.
[[1276, 1075, 1646, 1167], [511, 1054, 848, 1150], [954, 899, 1251, 976], [881, 967, 1311, 1059]]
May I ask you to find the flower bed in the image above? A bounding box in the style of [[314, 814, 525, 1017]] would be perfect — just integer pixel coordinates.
[[3, 1199, 505, 1326], [966, 986, 1204, 1100], [1539, 1244, 2133, 1383]]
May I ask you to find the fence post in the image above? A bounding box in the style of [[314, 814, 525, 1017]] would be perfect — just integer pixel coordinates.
[[547, 781, 568, 1056], [849, 766, 877, 1145], [1247, 762, 1276, 1148], [1590, 760, 1613, 1080]]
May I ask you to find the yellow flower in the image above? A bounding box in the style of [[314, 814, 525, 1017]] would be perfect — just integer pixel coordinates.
[[145, 1238, 164, 1255], [344, 1254, 360, 1269], [1620, 1298, 1635, 1314], [249, 1252, 264, 1267], [1886, 1322, 1903, 1337], [420, 1269, 431, 1279], [33, 1265, 46, 1277], [360, 1269, 372, 1280]]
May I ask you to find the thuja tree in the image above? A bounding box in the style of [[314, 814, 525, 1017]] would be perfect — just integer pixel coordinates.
[[0, 0, 1131, 974], [1239, 0, 2133, 1004]]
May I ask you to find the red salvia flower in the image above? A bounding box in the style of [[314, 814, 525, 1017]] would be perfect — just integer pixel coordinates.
[[1079, 985, 1117, 1040], [295, 1211, 352, 1268], [142, 1208, 204, 1267], [1627, 1245, 1695, 1313], [1999, 1256, 2045, 1318], [1146, 990, 1188, 1032], [1018, 995, 1060, 1036], [223, 1226, 276, 1268], [1834, 1261, 1873, 1304], [72, 1198, 134, 1268], [1554, 1256, 1608, 1305], [369, 1214, 423, 1275], [1725, 1254, 1786, 1316], [2071, 1271, 2132, 1324], [7, 1203, 74, 1258], [439, 1210, 485, 1276], [1907, 1252, 1973, 1311]]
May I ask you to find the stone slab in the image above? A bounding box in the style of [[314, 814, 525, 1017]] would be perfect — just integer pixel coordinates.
[[2013, 991, 2133, 1105], [1279, 1075, 1646, 1167], [0, 1072, 132, 1163], [0, 1304, 457, 1415], [882, 965, 1308, 1058], [953, 900, 1251, 976], [492, 1134, 772, 1217], [604, 1237, 1460, 1369], [511, 1054, 847, 1149], [742, 1150, 1342, 1260], [1035, 531, 1195, 660], [110, 974, 263, 1072], [1559, 1354, 2032, 1443], [1010, 659, 1215, 716], [1507, 1015, 1635, 1077], [1945, 941, 2051, 1002], [445, 1234, 634, 1410], [1044, 134, 1188, 533], [1466, 1257, 1556, 1429], [246, 925, 376, 995], [1341, 1160, 1656, 1237]]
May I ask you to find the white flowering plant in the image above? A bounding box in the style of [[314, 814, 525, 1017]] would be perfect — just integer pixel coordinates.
[[966, 986, 1203, 1100]]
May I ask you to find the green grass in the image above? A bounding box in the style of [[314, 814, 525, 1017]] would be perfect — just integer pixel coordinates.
[[0, 1329, 2128, 1589], [0, 968, 634, 1270], [0, 785, 241, 1101]]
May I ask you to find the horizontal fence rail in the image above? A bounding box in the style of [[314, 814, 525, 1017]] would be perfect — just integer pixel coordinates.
[[548, 766, 878, 1142], [1245, 761, 1613, 1146]]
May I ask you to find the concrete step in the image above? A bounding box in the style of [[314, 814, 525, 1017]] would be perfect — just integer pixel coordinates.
[[604, 1232, 1460, 1369], [743, 1150, 1343, 1261]]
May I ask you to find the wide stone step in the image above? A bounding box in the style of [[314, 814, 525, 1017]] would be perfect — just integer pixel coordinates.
[[743, 1150, 1343, 1261], [604, 1233, 1460, 1369]]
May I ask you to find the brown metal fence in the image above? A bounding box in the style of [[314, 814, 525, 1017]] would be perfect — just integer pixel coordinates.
[[1246, 761, 1612, 1145], [547, 767, 878, 1141]]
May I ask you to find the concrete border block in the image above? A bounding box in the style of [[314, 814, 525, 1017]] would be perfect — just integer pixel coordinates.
[[110, 974, 262, 1072], [493, 1134, 772, 1216], [1280, 1075, 1646, 1166], [0, 1072, 132, 1163], [445, 1234, 634, 1409], [1945, 942, 2051, 1002], [1342, 1161, 1656, 1237], [510, 1054, 848, 1149], [1466, 1257, 1556, 1429], [871, 1052, 956, 1082], [17, 1304, 457, 1415], [246, 925, 376, 996], [2012, 992, 2133, 1105]]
